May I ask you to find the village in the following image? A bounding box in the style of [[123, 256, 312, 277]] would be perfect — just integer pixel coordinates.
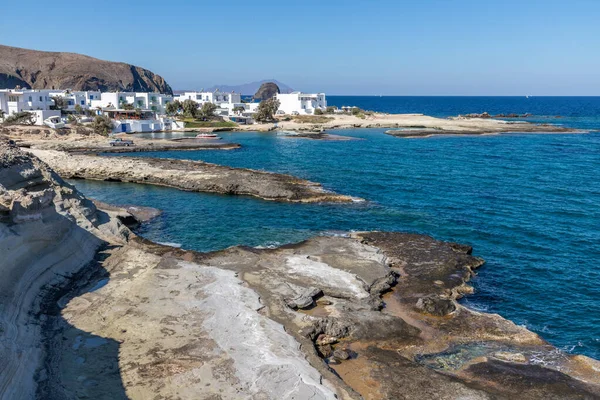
[[0, 87, 329, 133]]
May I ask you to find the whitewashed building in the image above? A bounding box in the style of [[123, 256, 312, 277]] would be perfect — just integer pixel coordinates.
[[90, 92, 172, 114], [176, 90, 241, 107], [275, 92, 327, 115], [0, 89, 60, 125], [48, 90, 101, 111]]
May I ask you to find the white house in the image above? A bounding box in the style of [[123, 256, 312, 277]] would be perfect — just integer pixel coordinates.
[[176, 90, 242, 107], [275, 92, 327, 115], [90, 92, 173, 114], [48, 90, 101, 111], [0, 89, 60, 125]]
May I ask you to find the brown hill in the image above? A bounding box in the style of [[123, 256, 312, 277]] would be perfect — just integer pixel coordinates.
[[0, 44, 172, 94]]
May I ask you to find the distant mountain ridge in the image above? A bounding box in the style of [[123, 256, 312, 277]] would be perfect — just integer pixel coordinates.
[[0, 44, 173, 94], [192, 80, 294, 95]]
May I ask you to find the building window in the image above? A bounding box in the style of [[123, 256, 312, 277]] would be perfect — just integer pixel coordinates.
[[81, 100, 85, 105], [29, 96, 32, 102], [39, 96, 43, 102]]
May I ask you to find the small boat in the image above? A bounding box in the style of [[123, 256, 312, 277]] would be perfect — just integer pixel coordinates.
[[196, 133, 220, 139], [43, 116, 65, 129]]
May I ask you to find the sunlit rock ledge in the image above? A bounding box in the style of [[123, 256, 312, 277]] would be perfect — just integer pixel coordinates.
[[1, 140, 599, 399]]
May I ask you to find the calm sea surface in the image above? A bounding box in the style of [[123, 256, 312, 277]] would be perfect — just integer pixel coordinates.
[[71, 97, 600, 359]]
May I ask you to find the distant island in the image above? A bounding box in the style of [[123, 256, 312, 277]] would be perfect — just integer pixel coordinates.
[[176, 79, 294, 96]]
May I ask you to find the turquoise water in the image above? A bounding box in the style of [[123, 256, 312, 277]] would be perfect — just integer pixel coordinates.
[[73, 129, 600, 359]]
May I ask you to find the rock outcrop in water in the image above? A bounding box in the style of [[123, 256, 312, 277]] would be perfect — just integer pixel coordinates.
[[27, 148, 357, 203], [0, 44, 173, 94], [2, 140, 600, 399]]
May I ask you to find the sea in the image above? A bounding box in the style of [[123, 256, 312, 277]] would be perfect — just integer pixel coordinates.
[[69, 96, 600, 359]]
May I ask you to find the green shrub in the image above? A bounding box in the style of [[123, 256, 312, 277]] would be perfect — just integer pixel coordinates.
[[3, 111, 35, 125], [91, 115, 113, 136], [255, 98, 281, 122], [314, 108, 324, 115]]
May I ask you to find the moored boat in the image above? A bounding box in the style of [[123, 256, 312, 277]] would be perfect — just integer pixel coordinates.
[[196, 133, 220, 139]]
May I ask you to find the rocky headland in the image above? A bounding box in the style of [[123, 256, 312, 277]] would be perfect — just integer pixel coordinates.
[[2, 140, 600, 399], [27, 148, 356, 203], [0, 44, 172, 94]]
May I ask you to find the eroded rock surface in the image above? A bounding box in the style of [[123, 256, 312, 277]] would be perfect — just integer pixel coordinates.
[[2, 140, 600, 399], [0, 140, 129, 399], [27, 148, 357, 203]]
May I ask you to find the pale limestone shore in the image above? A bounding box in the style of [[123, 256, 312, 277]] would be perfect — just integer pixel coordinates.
[[1, 124, 239, 152], [233, 113, 578, 136], [3, 140, 600, 399], [27, 148, 357, 203]]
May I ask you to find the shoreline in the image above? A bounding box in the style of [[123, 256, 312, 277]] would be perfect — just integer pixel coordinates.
[[2, 139, 600, 399], [27, 148, 358, 203], [227, 112, 582, 136]]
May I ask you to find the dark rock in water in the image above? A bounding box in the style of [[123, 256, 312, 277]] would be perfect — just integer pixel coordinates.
[[459, 112, 534, 119], [461, 112, 492, 119], [253, 82, 280, 101], [493, 113, 533, 118]]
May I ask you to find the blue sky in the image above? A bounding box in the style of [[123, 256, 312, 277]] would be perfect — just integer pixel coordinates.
[[1, 0, 599, 95]]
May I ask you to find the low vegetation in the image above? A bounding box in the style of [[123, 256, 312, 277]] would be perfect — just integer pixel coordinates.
[[183, 119, 237, 128], [91, 115, 113, 136], [254, 98, 280, 122], [292, 115, 334, 124], [3, 111, 35, 125]]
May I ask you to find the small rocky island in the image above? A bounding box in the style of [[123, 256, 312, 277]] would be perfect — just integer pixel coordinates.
[[1, 139, 599, 399]]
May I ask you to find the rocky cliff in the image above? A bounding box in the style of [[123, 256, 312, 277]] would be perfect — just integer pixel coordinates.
[[0, 139, 130, 399], [253, 81, 280, 100], [0, 44, 172, 94]]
